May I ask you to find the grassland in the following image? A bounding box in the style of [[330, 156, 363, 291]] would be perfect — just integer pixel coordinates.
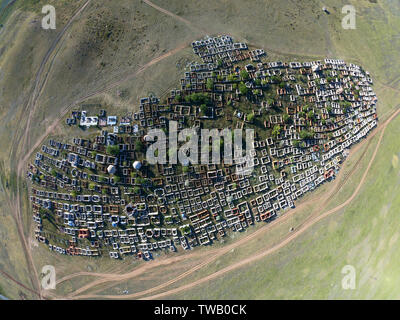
[[161, 114, 400, 299], [0, 0, 199, 299], [0, 0, 399, 300]]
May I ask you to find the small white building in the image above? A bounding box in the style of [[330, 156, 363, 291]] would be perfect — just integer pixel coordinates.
[[107, 165, 116, 174], [133, 161, 142, 170]]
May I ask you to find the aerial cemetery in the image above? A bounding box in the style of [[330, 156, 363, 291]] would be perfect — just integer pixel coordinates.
[[26, 35, 378, 260]]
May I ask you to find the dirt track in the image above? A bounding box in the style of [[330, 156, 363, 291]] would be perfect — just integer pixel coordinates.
[[68, 107, 400, 300], [143, 0, 208, 35], [47, 0, 400, 300], [1, 0, 93, 300], [10, 24, 189, 301], [59, 105, 395, 299], [4, 0, 399, 301]]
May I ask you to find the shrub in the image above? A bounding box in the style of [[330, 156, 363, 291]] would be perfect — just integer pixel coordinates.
[[200, 104, 207, 116], [299, 129, 314, 140], [283, 113, 290, 123], [239, 82, 248, 95], [106, 145, 120, 156], [113, 175, 121, 183], [135, 140, 145, 152], [174, 94, 181, 103], [272, 125, 281, 139], [206, 78, 214, 90], [271, 75, 281, 83], [240, 69, 249, 80], [227, 73, 236, 82], [133, 186, 141, 194], [50, 169, 57, 177], [185, 92, 210, 105]]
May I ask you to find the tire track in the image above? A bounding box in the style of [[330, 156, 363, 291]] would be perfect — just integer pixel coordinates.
[[23, 0, 400, 299], [105, 108, 400, 300], [143, 0, 207, 35], [5, 0, 92, 300], [70, 107, 399, 300]]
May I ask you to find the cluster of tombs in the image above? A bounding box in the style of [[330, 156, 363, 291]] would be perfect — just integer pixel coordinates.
[[27, 35, 377, 260]]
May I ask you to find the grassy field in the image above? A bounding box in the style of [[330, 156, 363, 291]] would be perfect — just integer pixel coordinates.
[[75, 114, 381, 299], [0, 0, 399, 299], [0, 0, 198, 299], [166, 115, 400, 299]]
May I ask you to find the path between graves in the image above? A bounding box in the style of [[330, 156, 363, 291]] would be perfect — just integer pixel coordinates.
[[66, 107, 400, 300], [8, 0, 400, 299], [52, 106, 397, 299], [3, 0, 93, 300], [10, 41, 189, 299], [4, 0, 186, 300]]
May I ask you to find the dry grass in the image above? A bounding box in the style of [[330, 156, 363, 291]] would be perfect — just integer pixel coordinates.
[[0, 0, 399, 299]]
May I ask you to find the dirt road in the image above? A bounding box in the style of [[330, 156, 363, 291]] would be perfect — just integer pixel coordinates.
[[45, 115, 380, 298], [0, 0, 92, 300], [143, 0, 208, 35], [8, 0, 400, 300], [69, 107, 399, 300], [14, 40, 189, 300], [61, 110, 377, 298], [7, 1, 92, 300]]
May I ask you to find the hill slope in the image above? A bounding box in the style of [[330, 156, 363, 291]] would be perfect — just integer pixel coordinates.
[[0, 0, 399, 299]]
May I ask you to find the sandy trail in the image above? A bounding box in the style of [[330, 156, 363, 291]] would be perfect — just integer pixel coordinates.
[[18, 41, 188, 172], [46, 109, 383, 299], [13, 0, 400, 300], [143, 0, 208, 35], [60, 168, 346, 297], [17, 42, 189, 299], [2, 1, 92, 300], [72, 107, 399, 300], [61, 107, 377, 298], [23, 0, 92, 151]]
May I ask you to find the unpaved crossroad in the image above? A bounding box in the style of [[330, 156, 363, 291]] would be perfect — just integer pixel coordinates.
[[68, 107, 400, 300], [52, 105, 397, 300], [3, 0, 92, 300], [4, 0, 400, 301]]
